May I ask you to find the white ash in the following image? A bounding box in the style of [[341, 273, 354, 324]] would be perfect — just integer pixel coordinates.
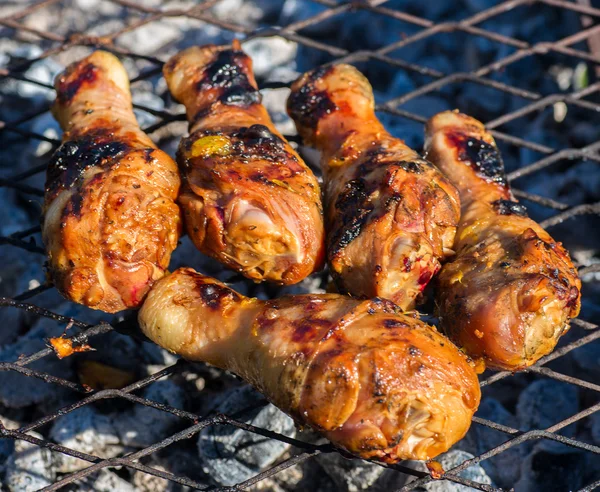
[[131, 461, 179, 492], [0, 2, 27, 17], [244, 37, 297, 78], [116, 14, 230, 59], [17, 1, 120, 42], [0, 416, 18, 481], [459, 398, 522, 488], [272, 455, 339, 492], [267, 457, 309, 491], [418, 450, 494, 492], [31, 111, 61, 158], [279, 0, 335, 35], [316, 453, 387, 492], [76, 468, 136, 492], [114, 379, 186, 448], [117, 21, 183, 58], [261, 88, 297, 136], [49, 405, 123, 473], [264, 65, 300, 85], [572, 248, 600, 283], [5, 432, 56, 492], [210, 0, 265, 28], [198, 384, 296, 486], [516, 379, 579, 454], [132, 446, 210, 492], [143, 346, 179, 371], [0, 44, 62, 102]]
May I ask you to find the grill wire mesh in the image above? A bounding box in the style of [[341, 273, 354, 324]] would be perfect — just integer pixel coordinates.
[[1, 0, 600, 490]]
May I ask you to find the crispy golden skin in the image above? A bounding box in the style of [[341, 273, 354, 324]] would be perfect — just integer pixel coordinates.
[[163, 42, 325, 284], [43, 51, 181, 313], [287, 64, 460, 310], [139, 267, 480, 462], [424, 111, 581, 370]]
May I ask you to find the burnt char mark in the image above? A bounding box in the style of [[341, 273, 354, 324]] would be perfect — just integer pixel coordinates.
[[371, 297, 403, 314], [195, 281, 240, 310], [56, 63, 98, 105], [187, 125, 299, 166], [383, 318, 409, 329], [197, 49, 261, 109], [492, 199, 528, 217], [232, 124, 295, 162], [329, 178, 374, 256], [292, 318, 332, 343], [288, 66, 338, 130], [357, 149, 425, 177], [566, 286, 580, 309], [45, 129, 131, 199], [408, 345, 421, 356], [61, 192, 85, 220], [397, 160, 424, 174], [446, 132, 507, 186]]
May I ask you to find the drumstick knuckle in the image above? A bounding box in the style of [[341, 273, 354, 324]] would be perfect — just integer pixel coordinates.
[[163, 44, 325, 285], [43, 51, 181, 313], [139, 268, 481, 462], [425, 110, 581, 370], [287, 64, 460, 310]]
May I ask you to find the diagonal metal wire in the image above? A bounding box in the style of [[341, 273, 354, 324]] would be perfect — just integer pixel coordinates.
[[0, 0, 599, 491]]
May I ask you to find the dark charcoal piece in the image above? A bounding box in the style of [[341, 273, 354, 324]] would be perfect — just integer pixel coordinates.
[[515, 449, 587, 492], [197, 385, 296, 486]]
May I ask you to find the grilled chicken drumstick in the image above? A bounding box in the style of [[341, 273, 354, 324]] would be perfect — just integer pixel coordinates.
[[163, 42, 325, 284], [425, 111, 581, 371], [44, 51, 181, 313], [287, 64, 460, 310], [139, 267, 480, 462]]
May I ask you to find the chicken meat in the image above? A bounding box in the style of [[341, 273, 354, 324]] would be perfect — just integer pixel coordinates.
[[163, 42, 325, 284], [425, 111, 581, 370], [139, 267, 481, 462], [287, 64, 460, 310], [43, 51, 181, 313]]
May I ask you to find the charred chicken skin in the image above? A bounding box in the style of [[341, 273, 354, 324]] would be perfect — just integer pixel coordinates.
[[287, 64, 460, 310], [139, 267, 481, 462], [43, 51, 181, 313], [163, 42, 325, 284], [424, 111, 581, 371]]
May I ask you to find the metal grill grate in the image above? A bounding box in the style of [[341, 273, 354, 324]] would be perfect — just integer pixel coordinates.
[[1, 1, 600, 490]]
